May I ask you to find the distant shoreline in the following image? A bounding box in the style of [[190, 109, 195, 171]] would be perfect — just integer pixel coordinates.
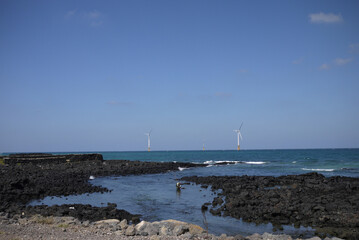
[[2, 147, 359, 155]]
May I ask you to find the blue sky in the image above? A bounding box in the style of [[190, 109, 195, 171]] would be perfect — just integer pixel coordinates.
[[1, 0, 358, 152]]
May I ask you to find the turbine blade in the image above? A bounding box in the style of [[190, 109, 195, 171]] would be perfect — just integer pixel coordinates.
[[239, 132, 243, 140], [239, 122, 243, 130]]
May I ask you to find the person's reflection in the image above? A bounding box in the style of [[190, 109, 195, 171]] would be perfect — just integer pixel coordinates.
[[176, 187, 181, 198]]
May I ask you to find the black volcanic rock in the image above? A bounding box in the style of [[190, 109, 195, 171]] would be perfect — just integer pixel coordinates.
[[181, 173, 359, 239]]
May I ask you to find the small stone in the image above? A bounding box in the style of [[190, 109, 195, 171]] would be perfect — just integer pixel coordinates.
[[219, 233, 228, 239], [119, 219, 128, 230], [125, 225, 135, 236], [246, 233, 262, 240], [82, 220, 90, 227], [114, 230, 124, 236], [94, 219, 120, 225], [261, 233, 292, 240], [150, 236, 160, 240], [234, 234, 246, 240]]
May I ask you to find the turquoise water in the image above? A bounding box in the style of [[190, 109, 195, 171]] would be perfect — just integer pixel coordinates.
[[24, 149, 359, 236]]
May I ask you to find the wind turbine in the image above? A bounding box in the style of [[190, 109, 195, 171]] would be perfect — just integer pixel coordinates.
[[234, 123, 243, 151], [145, 129, 152, 152]]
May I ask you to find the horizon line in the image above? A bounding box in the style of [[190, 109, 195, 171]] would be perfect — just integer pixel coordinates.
[[2, 147, 359, 155]]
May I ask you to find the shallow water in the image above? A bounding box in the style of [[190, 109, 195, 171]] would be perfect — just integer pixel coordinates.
[[31, 169, 315, 237]]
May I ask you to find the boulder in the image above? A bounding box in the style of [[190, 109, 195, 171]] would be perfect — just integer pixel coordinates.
[[135, 220, 159, 236], [173, 224, 189, 236], [125, 225, 135, 236], [119, 219, 128, 230]]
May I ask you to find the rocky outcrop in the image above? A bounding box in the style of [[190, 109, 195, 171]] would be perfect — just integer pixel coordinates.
[[23, 203, 140, 223], [3, 153, 103, 165], [181, 173, 359, 239]]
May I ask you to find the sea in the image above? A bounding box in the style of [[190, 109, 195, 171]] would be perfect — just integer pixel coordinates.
[[18, 149, 359, 237]]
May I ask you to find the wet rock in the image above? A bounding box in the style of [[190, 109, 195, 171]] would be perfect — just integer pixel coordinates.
[[212, 197, 224, 206]]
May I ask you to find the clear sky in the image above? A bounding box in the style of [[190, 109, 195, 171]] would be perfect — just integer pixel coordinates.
[[1, 0, 359, 152]]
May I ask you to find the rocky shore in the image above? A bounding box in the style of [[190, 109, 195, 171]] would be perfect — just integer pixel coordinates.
[[0, 154, 357, 239], [181, 173, 359, 239]]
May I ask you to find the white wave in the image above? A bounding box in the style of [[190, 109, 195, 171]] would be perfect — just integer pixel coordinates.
[[243, 161, 266, 165], [292, 161, 297, 164], [178, 167, 189, 171], [302, 168, 335, 172], [204, 160, 240, 165], [89, 175, 95, 180]]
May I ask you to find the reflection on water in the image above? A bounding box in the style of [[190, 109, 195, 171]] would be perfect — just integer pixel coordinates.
[[30, 169, 315, 237]]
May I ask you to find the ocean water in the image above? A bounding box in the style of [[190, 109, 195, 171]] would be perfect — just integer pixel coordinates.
[[28, 149, 359, 236], [54, 148, 359, 177]]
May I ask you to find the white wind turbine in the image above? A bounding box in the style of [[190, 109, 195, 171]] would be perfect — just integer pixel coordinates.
[[234, 123, 243, 151], [145, 129, 152, 152]]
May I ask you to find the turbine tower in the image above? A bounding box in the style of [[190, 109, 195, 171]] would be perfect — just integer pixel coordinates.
[[145, 129, 152, 152], [234, 122, 243, 151]]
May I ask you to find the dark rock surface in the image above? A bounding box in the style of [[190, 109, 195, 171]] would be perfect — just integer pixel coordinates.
[[0, 155, 201, 222], [3, 153, 103, 164], [23, 203, 140, 223], [181, 173, 359, 239]]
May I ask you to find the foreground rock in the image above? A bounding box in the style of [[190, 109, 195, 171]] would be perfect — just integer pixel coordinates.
[[181, 173, 359, 239], [0, 214, 344, 240]]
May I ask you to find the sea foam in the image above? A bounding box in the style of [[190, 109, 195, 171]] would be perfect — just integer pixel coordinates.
[[178, 167, 189, 171], [302, 168, 335, 172], [243, 161, 266, 165]]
